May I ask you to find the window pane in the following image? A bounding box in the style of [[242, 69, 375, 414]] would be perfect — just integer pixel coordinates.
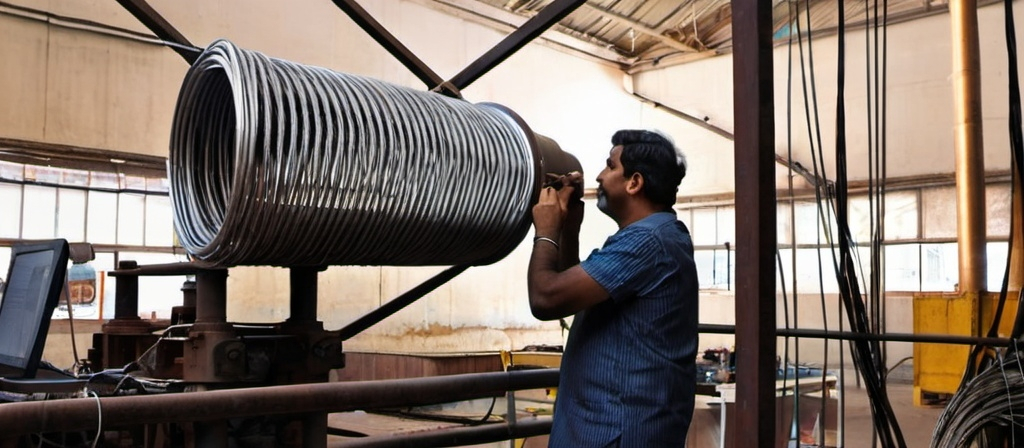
[[124, 175, 147, 190], [146, 177, 170, 193], [61, 168, 90, 187], [22, 185, 56, 239], [777, 203, 792, 246], [699, 249, 735, 290], [90, 172, 120, 189], [847, 195, 872, 245], [692, 208, 717, 245], [694, 249, 716, 289], [921, 186, 956, 240], [986, 184, 1011, 238], [987, 241, 1010, 291], [716, 249, 735, 290], [885, 244, 920, 291], [118, 193, 145, 246], [25, 165, 61, 183], [87, 191, 118, 244], [885, 191, 918, 241], [794, 201, 832, 245], [0, 184, 21, 238], [58, 188, 87, 242], [792, 248, 839, 294], [145, 196, 174, 247], [716, 207, 735, 245], [0, 161, 23, 181], [921, 243, 957, 292]]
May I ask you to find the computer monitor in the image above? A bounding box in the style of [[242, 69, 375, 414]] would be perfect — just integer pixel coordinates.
[[0, 239, 69, 378]]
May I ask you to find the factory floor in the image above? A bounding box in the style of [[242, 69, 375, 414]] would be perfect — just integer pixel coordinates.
[[827, 380, 945, 448], [326, 379, 947, 447]]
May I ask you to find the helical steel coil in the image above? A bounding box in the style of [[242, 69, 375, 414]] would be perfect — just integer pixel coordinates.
[[169, 39, 579, 268]]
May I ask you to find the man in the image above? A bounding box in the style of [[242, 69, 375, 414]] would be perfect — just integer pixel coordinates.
[[528, 129, 698, 447]]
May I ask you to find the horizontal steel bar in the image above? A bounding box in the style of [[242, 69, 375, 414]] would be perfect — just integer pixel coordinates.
[[0, 369, 559, 438], [699, 323, 1013, 346]]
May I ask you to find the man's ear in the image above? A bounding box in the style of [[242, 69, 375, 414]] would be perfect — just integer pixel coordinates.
[[626, 172, 644, 196]]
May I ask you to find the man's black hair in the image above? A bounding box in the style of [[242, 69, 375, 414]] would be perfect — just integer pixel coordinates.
[[611, 129, 686, 208]]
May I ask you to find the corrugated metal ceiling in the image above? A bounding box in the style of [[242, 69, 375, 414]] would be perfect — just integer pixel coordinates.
[[426, 0, 990, 73]]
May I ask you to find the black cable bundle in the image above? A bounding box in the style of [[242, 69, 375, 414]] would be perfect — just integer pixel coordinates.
[[830, 2, 906, 446]]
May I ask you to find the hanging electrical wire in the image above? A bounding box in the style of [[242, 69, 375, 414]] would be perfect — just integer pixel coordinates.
[[832, 1, 905, 445], [169, 39, 578, 268], [791, 0, 906, 445]]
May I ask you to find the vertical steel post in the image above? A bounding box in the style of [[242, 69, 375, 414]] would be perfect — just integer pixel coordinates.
[[731, 1, 777, 446], [950, 0, 988, 293], [113, 260, 140, 320], [290, 267, 319, 323], [195, 270, 228, 325]]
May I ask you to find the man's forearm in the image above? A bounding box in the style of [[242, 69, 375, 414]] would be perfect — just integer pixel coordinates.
[[527, 237, 564, 320]]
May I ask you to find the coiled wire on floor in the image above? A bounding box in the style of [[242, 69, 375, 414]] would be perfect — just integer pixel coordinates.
[[931, 347, 1024, 447], [169, 39, 562, 268]]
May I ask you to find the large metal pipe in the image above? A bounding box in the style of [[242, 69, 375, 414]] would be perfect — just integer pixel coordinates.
[[0, 369, 559, 438], [950, 0, 988, 293], [329, 417, 552, 448], [1011, 169, 1023, 291]]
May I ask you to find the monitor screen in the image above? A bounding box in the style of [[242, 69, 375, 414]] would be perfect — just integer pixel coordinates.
[[0, 240, 68, 377]]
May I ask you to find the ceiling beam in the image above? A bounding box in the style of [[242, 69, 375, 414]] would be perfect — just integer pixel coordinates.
[[330, 0, 450, 95], [115, 0, 198, 64], [447, 0, 587, 90], [578, 2, 699, 54], [415, 0, 630, 66]]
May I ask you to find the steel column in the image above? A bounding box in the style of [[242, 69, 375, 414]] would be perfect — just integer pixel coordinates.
[[195, 270, 228, 325], [290, 267, 320, 323], [446, 0, 586, 91], [950, 0, 988, 293], [113, 260, 140, 320], [731, 1, 776, 447]]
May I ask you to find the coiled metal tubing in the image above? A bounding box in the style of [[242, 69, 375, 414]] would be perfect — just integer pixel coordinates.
[[170, 40, 579, 267]]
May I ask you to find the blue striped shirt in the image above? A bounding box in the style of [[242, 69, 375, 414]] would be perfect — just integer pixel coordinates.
[[550, 211, 698, 448]]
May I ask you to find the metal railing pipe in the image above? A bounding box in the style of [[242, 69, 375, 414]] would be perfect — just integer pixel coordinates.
[[329, 416, 552, 448], [0, 369, 559, 438], [699, 323, 1012, 346]]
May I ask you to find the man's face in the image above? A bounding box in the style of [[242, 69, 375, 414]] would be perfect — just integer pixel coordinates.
[[596, 145, 626, 218]]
